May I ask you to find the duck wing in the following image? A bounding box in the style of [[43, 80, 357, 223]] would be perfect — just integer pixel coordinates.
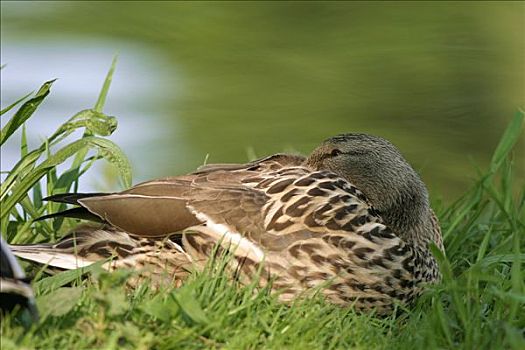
[[180, 166, 414, 311], [186, 166, 399, 250], [40, 154, 305, 237], [39, 153, 402, 261]]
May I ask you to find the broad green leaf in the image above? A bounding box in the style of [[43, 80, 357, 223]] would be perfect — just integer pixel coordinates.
[[92, 286, 130, 317], [0, 80, 55, 146]]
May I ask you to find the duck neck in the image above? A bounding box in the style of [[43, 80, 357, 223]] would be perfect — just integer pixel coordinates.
[[378, 186, 436, 251], [383, 194, 444, 283]]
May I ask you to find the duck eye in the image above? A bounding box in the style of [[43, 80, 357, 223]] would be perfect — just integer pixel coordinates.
[[330, 149, 342, 157]]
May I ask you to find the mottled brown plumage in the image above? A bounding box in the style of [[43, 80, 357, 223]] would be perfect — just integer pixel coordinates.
[[11, 136, 443, 314], [10, 225, 191, 289]]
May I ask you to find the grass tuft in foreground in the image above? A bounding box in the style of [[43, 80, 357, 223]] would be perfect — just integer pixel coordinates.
[[0, 65, 523, 348], [1, 57, 131, 246]]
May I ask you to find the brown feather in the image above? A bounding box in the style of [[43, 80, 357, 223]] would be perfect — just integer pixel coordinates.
[[23, 136, 443, 315], [79, 195, 201, 237]]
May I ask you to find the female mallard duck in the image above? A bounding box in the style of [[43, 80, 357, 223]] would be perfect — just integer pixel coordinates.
[[11, 134, 443, 314]]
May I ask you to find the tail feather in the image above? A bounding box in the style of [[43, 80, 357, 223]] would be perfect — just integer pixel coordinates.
[[9, 225, 193, 289], [35, 193, 111, 223], [9, 246, 95, 270], [34, 207, 104, 223], [9, 225, 126, 270], [43, 192, 110, 205], [10, 225, 138, 269]]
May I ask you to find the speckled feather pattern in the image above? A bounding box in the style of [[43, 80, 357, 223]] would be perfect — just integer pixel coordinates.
[[11, 139, 444, 315], [181, 161, 440, 313], [10, 226, 191, 289]]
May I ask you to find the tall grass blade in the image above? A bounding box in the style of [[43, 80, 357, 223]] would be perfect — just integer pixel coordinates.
[[0, 92, 32, 116], [94, 55, 118, 113], [33, 260, 108, 294], [0, 80, 55, 146], [490, 110, 524, 173], [70, 56, 119, 192], [20, 124, 28, 157], [0, 109, 121, 202], [1, 136, 131, 222]]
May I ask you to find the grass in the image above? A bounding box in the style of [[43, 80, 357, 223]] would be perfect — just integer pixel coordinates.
[[0, 63, 524, 349]]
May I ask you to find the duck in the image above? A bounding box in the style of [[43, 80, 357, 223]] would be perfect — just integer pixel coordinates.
[[10, 133, 443, 314], [1, 236, 39, 322]]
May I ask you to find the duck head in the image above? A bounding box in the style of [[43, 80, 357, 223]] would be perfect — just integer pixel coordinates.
[[304, 133, 433, 244]]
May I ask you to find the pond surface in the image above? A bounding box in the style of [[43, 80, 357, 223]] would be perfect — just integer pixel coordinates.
[[0, 40, 179, 191], [1, 2, 523, 200]]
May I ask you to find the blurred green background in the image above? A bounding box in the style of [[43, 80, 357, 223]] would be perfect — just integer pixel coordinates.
[[1, 1, 524, 201]]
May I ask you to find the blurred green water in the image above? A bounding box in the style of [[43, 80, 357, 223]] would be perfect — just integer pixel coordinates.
[[2, 1, 524, 200]]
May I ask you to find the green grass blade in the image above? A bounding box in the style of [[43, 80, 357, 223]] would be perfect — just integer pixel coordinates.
[[509, 231, 522, 319], [36, 287, 83, 319], [171, 286, 210, 326], [94, 55, 118, 113], [53, 109, 118, 138], [64, 109, 118, 189], [0, 80, 55, 146], [478, 253, 525, 267], [34, 260, 108, 294], [20, 124, 28, 157], [0, 91, 33, 116], [0, 108, 120, 201], [0, 150, 42, 202], [490, 110, 524, 173], [1, 136, 131, 222]]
